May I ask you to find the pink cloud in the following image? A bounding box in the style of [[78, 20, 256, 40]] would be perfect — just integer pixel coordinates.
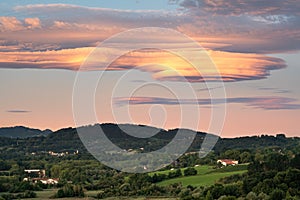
[[24, 18, 41, 29], [114, 96, 300, 110], [0, 17, 24, 32], [178, 0, 300, 16], [0, 3, 298, 54]]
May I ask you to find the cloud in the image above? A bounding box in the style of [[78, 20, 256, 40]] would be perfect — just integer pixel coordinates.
[[6, 110, 31, 113], [2, 3, 297, 54], [197, 86, 223, 92], [0, 3, 296, 83], [0, 48, 286, 82], [0, 17, 24, 32], [0, 4, 183, 52], [24, 18, 41, 29], [114, 96, 300, 110], [0, 17, 42, 32], [177, 14, 300, 54], [258, 87, 291, 94], [178, 0, 300, 16], [0, 47, 92, 70], [108, 49, 286, 82], [174, 0, 300, 53], [14, 4, 179, 29]]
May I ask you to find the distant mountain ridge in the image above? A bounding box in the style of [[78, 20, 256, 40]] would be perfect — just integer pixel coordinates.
[[0, 126, 52, 138], [0, 124, 298, 157]]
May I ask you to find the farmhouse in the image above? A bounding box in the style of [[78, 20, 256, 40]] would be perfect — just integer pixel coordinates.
[[217, 159, 239, 166], [24, 169, 46, 178]]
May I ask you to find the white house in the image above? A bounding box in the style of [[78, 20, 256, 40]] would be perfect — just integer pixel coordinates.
[[217, 159, 239, 166]]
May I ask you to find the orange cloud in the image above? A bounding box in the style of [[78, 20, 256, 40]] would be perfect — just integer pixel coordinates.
[[108, 49, 285, 82], [0, 47, 286, 82], [0, 47, 92, 70]]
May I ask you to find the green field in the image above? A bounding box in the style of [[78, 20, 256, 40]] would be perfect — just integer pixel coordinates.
[[149, 165, 214, 176], [155, 164, 248, 187]]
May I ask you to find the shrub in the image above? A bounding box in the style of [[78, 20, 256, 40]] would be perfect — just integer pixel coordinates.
[[183, 167, 197, 176]]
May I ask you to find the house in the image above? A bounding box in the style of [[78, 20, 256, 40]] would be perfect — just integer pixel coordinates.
[[217, 159, 239, 166], [24, 169, 46, 178], [32, 178, 59, 185]]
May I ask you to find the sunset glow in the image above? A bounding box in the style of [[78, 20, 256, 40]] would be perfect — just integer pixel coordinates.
[[1, 1, 299, 138]]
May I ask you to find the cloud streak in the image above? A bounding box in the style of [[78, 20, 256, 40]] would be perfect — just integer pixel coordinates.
[[114, 96, 300, 110], [178, 0, 300, 16], [258, 87, 291, 94], [6, 110, 31, 113]]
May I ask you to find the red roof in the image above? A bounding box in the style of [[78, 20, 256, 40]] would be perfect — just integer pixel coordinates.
[[219, 159, 237, 165]]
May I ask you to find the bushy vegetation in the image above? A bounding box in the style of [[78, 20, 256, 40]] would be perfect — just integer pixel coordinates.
[[0, 190, 36, 200], [53, 184, 85, 198]]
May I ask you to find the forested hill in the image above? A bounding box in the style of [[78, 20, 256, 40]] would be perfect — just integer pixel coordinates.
[[0, 126, 52, 138], [213, 134, 299, 153], [0, 124, 299, 159]]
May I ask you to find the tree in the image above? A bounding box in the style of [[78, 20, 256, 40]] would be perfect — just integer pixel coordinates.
[[246, 191, 257, 200], [264, 153, 289, 172], [240, 152, 252, 163], [50, 165, 61, 178], [218, 195, 237, 200], [205, 191, 213, 200], [175, 168, 182, 177], [183, 167, 197, 176], [291, 154, 300, 169], [211, 184, 225, 199], [0, 160, 11, 171], [257, 192, 269, 200], [223, 150, 240, 160], [54, 184, 85, 198], [269, 189, 285, 200], [223, 184, 241, 197], [168, 169, 182, 179]]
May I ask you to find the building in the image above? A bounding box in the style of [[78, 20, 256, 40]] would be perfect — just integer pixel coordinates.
[[24, 169, 46, 178], [217, 159, 239, 166], [32, 178, 59, 185], [23, 169, 59, 184]]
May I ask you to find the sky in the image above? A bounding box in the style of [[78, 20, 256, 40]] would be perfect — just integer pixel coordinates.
[[0, 0, 299, 138]]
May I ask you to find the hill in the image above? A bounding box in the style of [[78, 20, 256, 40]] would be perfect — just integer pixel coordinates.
[[0, 126, 52, 138], [0, 124, 298, 160]]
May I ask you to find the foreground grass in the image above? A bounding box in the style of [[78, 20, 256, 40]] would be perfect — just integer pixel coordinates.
[[157, 170, 246, 187], [149, 165, 214, 176], [157, 164, 248, 187]]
